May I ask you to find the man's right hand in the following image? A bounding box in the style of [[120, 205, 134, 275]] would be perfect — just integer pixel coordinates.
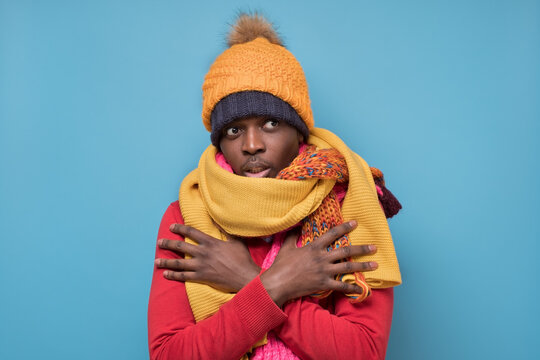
[[260, 220, 378, 307]]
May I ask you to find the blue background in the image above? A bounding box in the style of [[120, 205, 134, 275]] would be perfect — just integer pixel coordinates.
[[1, 0, 538, 359]]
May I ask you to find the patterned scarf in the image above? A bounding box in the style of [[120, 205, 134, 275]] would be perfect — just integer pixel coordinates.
[[179, 128, 401, 358], [275, 145, 370, 301], [250, 146, 370, 359]]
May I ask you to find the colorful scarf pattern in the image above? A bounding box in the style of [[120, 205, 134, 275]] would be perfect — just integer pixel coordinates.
[[276, 145, 370, 301], [179, 128, 402, 357]]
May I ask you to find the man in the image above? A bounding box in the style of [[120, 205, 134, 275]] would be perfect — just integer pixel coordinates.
[[148, 13, 401, 360]]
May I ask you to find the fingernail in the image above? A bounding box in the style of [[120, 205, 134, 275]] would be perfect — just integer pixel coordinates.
[[154, 259, 160, 266], [169, 224, 175, 231], [368, 245, 377, 252], [157, 239, 163, 246], [163, 271, 169, 277], [349, 220, 357, 227], [370, 261, 378, 269]]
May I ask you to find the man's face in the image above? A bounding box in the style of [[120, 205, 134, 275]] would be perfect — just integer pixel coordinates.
[[219, 115, 304, 178]]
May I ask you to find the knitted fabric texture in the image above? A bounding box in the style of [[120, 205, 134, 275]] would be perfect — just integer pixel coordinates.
[[276, 145, 371, 301], [250, 148, 372, 359], [253, 233, 300, 359], [371, 167, 403, 218], [252, 330, 298, 360], [210, 91, 309, 147], [178, 128, 400, 328], [202, 37, 313, 134]]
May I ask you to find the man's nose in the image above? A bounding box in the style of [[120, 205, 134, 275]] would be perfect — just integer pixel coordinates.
[[242, 127, 265, 154]]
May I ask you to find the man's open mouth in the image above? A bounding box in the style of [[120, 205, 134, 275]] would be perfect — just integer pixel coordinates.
[[243, 166, 271, 178]]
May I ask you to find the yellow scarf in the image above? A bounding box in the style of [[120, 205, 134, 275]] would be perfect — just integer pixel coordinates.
[[179, 127, 401, 323]]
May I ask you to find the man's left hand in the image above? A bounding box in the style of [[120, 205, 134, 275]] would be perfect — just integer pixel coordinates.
[[155, 223, 261, 293]]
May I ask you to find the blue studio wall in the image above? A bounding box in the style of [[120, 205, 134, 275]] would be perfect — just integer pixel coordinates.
[[1, 0, 538, 359]]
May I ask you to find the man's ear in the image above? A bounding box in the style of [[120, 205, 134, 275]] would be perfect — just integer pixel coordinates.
[[297, 131, 304, 143]]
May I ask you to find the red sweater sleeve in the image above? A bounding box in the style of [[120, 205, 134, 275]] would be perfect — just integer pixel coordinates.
[[147, 202, 287, 360], [274, 287, 394, 359]]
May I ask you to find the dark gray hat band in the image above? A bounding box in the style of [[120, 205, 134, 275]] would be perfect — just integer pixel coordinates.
[[210, 91, 309, 147]]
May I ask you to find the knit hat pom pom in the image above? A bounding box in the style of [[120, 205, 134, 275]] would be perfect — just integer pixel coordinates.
[[227, 12, 284, 47]]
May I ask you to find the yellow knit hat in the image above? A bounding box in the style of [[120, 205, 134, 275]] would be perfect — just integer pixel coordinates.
[[201, 14, 314, 135]]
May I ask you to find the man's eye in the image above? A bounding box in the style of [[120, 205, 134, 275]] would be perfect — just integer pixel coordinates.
[[225, 127, 239, 136], [263, 119, 279, 129]]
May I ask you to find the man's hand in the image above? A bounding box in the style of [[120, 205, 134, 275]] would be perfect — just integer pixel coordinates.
[[260, 220, 378, 307], [155, 224, 261, 293]]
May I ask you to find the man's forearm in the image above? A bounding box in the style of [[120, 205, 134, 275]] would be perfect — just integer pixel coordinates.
[[275, 288, 394, 360]]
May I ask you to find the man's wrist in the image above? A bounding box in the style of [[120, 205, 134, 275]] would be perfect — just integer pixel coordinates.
[[241, 266, 262, 289], [260, 269, 287, 307]]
